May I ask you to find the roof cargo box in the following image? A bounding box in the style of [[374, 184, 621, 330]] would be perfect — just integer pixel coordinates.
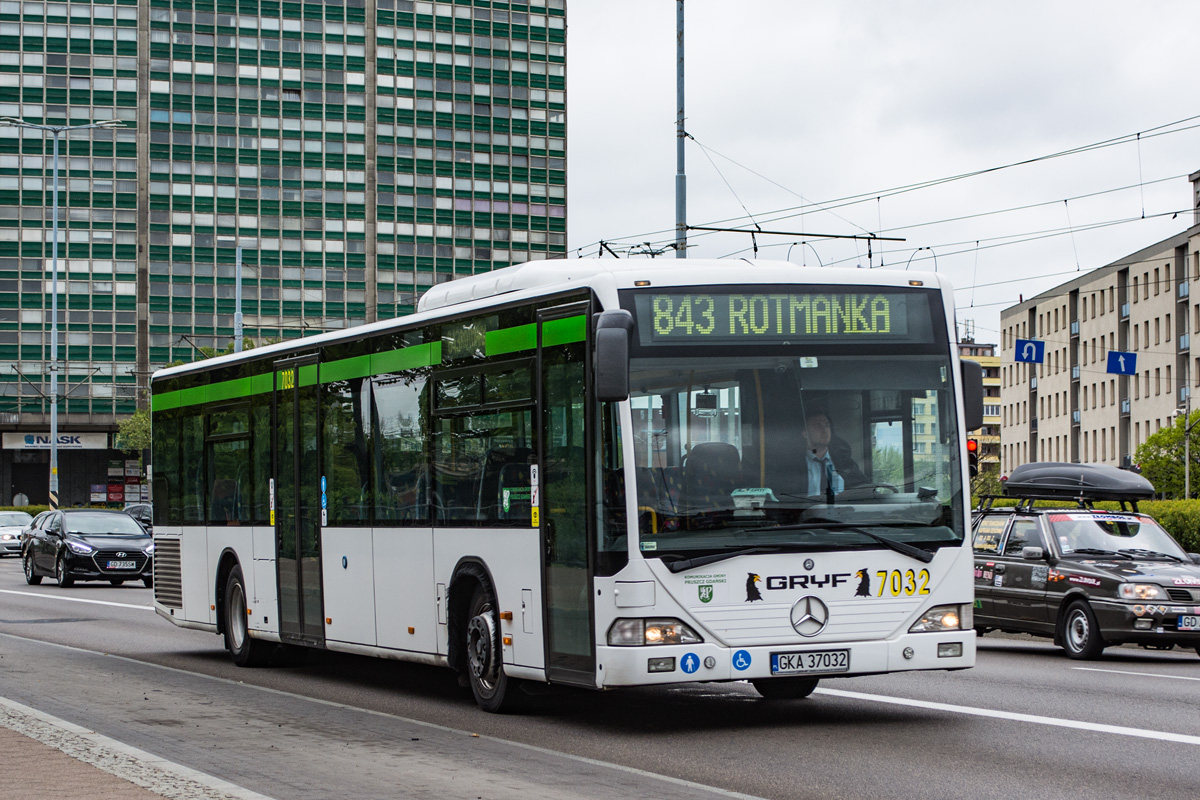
[[1003, 462, 1154, 501]]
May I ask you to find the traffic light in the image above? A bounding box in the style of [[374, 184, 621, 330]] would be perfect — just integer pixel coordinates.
[[967, 438, 979, 478]]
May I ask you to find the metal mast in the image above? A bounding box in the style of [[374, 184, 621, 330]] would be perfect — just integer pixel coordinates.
[[675, 0, 686, 258]]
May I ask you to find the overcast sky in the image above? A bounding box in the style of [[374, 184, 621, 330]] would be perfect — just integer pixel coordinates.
[[565, 1, 1200, 346]]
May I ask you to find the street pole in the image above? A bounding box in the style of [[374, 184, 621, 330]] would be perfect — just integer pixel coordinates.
[[234, 246, 243, 353], [0, 117, 123, 509], [674, 0, 686, 259], [1187, 358, 1192, 499]]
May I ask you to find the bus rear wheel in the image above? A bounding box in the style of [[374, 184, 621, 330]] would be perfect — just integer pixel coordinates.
[[751, 677, 820, 700], [224, 565, 270, 667], [465, 585, 523, 713]]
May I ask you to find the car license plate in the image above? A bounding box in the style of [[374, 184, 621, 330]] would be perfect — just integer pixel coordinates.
[[107, 560, 136, 570], [770, 649, 849, 675], [1179, 615, 1200, 631]]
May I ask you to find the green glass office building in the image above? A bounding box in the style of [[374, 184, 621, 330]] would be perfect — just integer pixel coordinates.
[[0, 0, 567, 505]]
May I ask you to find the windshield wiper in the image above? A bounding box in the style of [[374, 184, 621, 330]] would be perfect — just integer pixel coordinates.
[[752, 521, 935, 564], [1117, 548, 1184, 562], [658, 547, 783, 573], [1065, 548, 1132, 559]]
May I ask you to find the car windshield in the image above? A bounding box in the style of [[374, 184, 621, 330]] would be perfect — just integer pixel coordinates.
[[1047, 513, 1189, 559], [64, 513, 146, 536], [0, 512, 32, 526], [628, 352, 965, 557]]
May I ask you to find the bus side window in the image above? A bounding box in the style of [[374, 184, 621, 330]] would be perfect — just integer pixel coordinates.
[[372, 371, 430, 524]]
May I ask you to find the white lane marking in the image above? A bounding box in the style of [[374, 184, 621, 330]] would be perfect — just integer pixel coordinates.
[[1, 632, 766, 800], [0, 695, 276, 800], [1073, 666, 1200, 682], [0, 588, 153, 611], [815, 687, 1200, 746]]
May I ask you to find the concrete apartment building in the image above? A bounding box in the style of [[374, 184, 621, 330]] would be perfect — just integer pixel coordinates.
[[958, 339, 1000, 472], [0, 0, 567, 505], [999, 170, 1200, 474]]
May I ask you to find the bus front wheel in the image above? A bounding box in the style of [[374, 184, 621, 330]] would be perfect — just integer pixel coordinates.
[[224, 565, 270, 667], [465, 585, 524, 713], [751, 677, 820, 699]]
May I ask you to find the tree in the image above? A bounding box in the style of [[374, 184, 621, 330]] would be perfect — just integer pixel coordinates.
[[1133, 410, 1200, 498], [116, 406, 152, 454]]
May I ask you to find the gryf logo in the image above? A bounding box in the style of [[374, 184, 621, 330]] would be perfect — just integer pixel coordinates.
[[745, 573, 763, 602], [855, 568, 871, 597]]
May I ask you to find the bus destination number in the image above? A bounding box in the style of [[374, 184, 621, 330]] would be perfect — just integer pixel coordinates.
[[279, 369, 295, 390], [876, 568, 931, 597], [771, 649, 850, 675]]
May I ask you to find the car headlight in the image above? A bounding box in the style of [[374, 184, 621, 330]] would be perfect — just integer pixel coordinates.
[[607, 618, 704, 646], [65, 538, 95, 555], [0, 533, 15, 541], [909, 604, 972, 633], [1118, 583, 1166, 600], [144, 542, 155, 555]]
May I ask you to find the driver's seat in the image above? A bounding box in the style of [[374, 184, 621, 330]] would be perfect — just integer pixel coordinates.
[[681, 442, 741, 512]]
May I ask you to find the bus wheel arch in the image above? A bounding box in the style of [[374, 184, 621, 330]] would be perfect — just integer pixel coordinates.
[[214, 549, 241, 639], [447, 559, 525, 713], [446, 559, 493, 675]]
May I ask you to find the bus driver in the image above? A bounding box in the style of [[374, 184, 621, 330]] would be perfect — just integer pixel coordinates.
[[803, 409, 867, 498]]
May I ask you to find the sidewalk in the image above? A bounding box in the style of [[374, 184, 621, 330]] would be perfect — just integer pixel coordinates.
[[0, 697, 272, 800]]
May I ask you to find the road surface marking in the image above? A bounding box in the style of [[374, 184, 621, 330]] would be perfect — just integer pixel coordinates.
[[816, 687, 1200, 746], [1072, 666, 1200, 682], [0, 588, 152, 611], [0, 695, 276, 800]]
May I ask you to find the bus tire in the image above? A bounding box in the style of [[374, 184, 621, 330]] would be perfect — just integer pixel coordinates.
[[1060, 600, 1105, 660], [224, 565, 270, 667], [751, 677, 819, 699], [465, 584, 523, 713]]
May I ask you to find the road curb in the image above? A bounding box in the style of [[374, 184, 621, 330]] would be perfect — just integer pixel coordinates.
[[0, 695, 275, 800]]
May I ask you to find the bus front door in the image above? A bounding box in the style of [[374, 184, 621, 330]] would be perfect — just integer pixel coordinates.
[[538, 303, 595, 685], [274, 357, 325, 646]]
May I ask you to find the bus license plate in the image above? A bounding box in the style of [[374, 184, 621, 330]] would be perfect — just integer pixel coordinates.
[[770, 649, 849, 675], [107, 560, 136, 570], [1179, 615, 1200, 631]]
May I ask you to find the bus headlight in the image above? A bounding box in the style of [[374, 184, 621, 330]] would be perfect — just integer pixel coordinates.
[[1118, 583, 1165, 600], [607, 618, 704, 646], [909, 604, 972, 633]]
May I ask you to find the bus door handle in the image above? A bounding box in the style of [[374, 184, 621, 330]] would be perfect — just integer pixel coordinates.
[[544, 520, 556, 560]]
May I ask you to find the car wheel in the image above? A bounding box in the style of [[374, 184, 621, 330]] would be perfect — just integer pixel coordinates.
[[1060, 600, 1104, 660], [55, 555, 74, 588], [23, 552, 41, 585], [143, 575, 153, 589], [465, 584, 524, 713], [223, 564, 270, 667], [109, 579, 124, 586], [751, 677, 820, 699]]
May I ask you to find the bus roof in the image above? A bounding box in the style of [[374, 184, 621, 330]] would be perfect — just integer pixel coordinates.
[[153, 258, 948, 383]]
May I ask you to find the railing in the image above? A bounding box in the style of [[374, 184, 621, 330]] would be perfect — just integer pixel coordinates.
[[1070, 320, 1080, 336], [1072, 410, 1081, 424], [1120, 303, 1129, 319], [1180, 282, 1190, 299], [1071, 365, 1080, 379], [1181, 333, 1190, 351], [1121, 399, 1130, 415]]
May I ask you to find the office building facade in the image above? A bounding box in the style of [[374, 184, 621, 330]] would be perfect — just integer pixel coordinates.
[[0, 0, 567, 505], [999, 171, 1200, 474]]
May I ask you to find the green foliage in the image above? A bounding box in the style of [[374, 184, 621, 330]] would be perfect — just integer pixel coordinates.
[[969, 467, 1005, 506], [1133, 410, 1200, 498], [116, 406, 152, 454]]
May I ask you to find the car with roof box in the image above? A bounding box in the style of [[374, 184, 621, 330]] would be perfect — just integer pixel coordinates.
[[972, 462, 1200, 659]]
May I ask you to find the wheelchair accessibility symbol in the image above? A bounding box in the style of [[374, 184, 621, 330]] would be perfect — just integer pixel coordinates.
[[732, 650, 752, 671], [680, 653, 700, 674]]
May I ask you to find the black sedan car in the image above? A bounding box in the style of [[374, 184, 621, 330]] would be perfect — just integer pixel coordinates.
[[973, 462, 1200, 659], [22, 509, 154, 588]]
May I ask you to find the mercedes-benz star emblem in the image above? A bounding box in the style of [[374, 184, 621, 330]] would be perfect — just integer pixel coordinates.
[[790, 595, 830, 637]]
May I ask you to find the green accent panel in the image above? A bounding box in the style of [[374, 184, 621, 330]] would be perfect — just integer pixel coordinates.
[[151, 392, 179, 412], [486, 322, 536, 356], [542, 315, 586, 347], [370, 341, 438, 374], [251, 372, 274, 394], [299, 363, 318, 387], [205, 376, 252, 404], [320, 353, 370, 384]]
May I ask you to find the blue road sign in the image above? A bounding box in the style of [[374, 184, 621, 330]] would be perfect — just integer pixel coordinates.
[[1014, 339, 1045, 364], [1106, 351, 1137, 375]]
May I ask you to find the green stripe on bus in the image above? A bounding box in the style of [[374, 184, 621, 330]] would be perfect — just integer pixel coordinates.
[[321, 354, 371, 384], [299, 364, 318, 387], [542, 315, 586, 347], [371, 342, 440, 374], [251, 373, 274, 395], [206, 376, 252, 404], [151, 391, 179, 412], [486, 323, 537, 356]]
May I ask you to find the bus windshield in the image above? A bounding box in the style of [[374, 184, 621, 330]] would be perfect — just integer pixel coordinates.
[[628, 352, 965, 557]]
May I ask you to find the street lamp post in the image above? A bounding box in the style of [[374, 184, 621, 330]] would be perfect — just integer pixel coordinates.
[[0, 117, 123, 509]]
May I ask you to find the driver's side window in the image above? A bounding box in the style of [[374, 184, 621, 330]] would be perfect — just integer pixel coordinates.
[[1002, 519, 1045, 556]]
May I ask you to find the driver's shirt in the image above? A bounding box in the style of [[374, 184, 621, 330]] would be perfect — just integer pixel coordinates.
[[805, 449, 844, 496]]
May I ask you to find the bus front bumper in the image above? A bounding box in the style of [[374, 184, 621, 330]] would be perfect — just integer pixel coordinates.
[[596, 630, 976, 687]]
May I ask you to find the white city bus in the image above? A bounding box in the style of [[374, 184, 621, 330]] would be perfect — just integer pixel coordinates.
[[150, 259, 983, 711]]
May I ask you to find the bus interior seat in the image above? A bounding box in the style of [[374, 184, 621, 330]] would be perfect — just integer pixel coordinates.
[[476, 447, 531, 521], [681, 442, 741, 511], [496, 462, 532, 520]]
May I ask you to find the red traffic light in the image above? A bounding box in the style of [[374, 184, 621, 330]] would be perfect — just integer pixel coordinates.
[[966, 439, 979, 453]]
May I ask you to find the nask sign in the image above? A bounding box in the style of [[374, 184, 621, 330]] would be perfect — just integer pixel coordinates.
[[2, 433, 109, 450]]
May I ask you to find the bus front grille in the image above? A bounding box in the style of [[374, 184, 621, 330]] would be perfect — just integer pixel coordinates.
[[153, 537, 183, 609]]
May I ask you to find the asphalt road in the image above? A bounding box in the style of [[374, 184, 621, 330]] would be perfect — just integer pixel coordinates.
[[1, 555, 1198, 800]]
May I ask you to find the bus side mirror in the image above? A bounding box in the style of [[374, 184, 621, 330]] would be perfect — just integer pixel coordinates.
[[961, 359, 983, 432], [594, 309, 634, 402]]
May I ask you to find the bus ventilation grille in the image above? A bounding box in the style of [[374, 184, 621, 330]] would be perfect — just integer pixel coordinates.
[[153, 538, 183, 609]]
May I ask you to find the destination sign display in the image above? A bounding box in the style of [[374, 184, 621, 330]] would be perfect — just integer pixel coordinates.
[[632, 289, 935, 346]]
